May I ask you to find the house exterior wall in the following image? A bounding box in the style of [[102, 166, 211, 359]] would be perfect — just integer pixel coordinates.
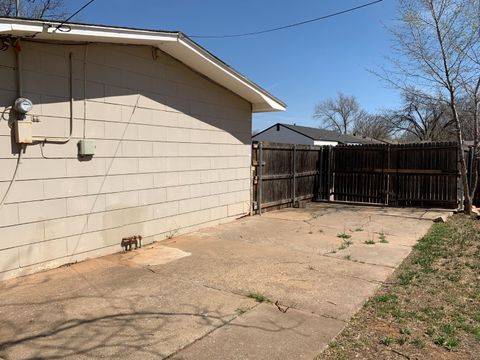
[[253, 126, 314, 145], [0, 41, 252, 280]]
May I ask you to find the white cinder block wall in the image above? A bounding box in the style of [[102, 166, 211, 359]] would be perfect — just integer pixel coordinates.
[[0, 41, 252, 280]]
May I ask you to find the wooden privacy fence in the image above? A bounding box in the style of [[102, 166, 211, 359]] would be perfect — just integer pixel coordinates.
[[252, 141, 459, 213], [251, 142, 331, 213]]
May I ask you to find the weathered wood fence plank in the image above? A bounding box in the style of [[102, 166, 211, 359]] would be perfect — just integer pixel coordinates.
[[252, 141, 459, 213]]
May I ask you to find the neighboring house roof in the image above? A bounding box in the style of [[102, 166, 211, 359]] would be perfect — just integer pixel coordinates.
[[0, 17, 286, 113], [254, 123, 381, 144]]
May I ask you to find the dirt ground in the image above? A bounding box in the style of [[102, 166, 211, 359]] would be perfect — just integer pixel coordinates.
[[0, 203, 451, 359]]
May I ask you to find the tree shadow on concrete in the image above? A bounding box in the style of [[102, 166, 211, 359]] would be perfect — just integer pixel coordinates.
[[0, 264, 307, 359]]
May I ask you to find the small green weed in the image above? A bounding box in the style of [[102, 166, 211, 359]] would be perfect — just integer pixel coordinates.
[[235, 307, 248, 315], [411, 337, 425, 348], [397, 336, 408, 345], [375, 293, 398, 303], [364, 239, 375, 245], [380, 336, 394, 346], [247, 292, 271, 303], [398, 270, 416, 285], [338, 239, 354, 250], [337, 232, 351, 240], [378, 232, 388, 243]]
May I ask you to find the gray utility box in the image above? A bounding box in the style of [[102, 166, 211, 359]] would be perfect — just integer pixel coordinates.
[[77, 139, 96, 156]]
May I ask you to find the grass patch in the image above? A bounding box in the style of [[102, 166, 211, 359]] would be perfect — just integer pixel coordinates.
[[247, 292, 272, 303], [235, 307, 249, 315], [364, 239, 375, 245], [318, 215, 480, 359], [337, 232, 352, 240], [378, 232, 388, 243]]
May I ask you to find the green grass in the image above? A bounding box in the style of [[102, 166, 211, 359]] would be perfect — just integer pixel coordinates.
[[364, 239, 375, 245], [247, 292, 272, 303], [378, 232, 388, 243], [338, 239, 354, 250], [235, 307, 249, 315], [337, 232, 351, 240], [319, 215, 480, 359]]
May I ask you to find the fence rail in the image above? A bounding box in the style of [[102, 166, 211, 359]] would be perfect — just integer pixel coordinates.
[[252, 141, 460, 213]]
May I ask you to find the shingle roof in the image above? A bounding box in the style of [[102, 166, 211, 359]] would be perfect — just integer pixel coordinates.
[[279, 124, 379, 144]]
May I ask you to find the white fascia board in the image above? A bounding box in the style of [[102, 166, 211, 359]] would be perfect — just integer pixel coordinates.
[[0, 18, 286, 113], [0, 22, 43, 35], [44, 25, 177, 45], [174, 38, 286, 113]]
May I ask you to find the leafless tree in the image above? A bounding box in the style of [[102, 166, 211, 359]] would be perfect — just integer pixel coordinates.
[[386, 89, 454, 141], [313, 92, 368, 134], [352, 113, 393, 140], [380, 0, 480, 214], [0, 0, 67, 20]]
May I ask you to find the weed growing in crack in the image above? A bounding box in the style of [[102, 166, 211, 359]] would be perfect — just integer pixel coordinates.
[[337, 232, 351, 240], [235, 307, 249, 315], [379, 232, 388, 243], [247, 292, 272, 303]]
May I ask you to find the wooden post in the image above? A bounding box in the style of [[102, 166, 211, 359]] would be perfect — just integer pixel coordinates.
[[258, 142, 263, 215], [292, 144, 297, 206]]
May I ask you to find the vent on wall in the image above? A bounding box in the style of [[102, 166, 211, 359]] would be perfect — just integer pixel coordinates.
[[276, 124, 280, 131]]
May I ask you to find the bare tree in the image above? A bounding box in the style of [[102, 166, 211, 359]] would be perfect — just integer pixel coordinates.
[[386, 89, 454, 141], [0, 0, 67, 20], [353, 113, 393, 140], [313, 92, 368, 134], [382, 0, 480, 214]]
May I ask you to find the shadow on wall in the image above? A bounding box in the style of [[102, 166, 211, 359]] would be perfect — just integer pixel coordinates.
[[0, 40, 253, 157], [0, 40, 253, 271]]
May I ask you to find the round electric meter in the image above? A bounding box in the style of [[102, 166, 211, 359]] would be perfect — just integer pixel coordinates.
[[14, 98, 33, 114]]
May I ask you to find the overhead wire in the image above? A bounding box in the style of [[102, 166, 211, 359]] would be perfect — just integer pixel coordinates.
[[53, 0, 97, 32], [189, 0, 384, 39]]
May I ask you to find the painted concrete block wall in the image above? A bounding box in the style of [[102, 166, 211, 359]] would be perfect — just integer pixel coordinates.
[[0, 41, 252, 280]]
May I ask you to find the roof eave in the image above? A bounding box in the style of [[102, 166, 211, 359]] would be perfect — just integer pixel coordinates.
[[0, 17, 286, 113]]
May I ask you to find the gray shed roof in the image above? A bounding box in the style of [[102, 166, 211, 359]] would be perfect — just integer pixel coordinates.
[[255, 123, 380, 144]]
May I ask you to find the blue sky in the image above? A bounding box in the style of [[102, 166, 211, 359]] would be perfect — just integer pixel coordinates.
[[68, 0, 400, 132]]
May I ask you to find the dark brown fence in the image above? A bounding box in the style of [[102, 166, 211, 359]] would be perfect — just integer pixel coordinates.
[[252, 142, 330, 213], [252, 141, 459, 213], [332, 142, 459, 208]]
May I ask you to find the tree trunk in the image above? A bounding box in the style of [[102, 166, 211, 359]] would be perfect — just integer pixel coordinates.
[[452, 104, 472, 214]]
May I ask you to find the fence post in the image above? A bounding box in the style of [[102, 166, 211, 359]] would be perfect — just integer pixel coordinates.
[[292, 144, 297, 206], [468, 146, 474, 189], [328, 146, 334, 201], [258, 142, 263, 215], [318, 146, 324, 200]]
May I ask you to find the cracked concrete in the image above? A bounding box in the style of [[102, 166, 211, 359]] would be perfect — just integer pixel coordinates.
[[0, 203, 451, 359]]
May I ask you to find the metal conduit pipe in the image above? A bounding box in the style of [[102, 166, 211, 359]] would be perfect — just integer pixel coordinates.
[[32, 51, 74, 144]]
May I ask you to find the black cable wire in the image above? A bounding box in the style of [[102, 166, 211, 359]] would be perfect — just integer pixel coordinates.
[[53, 0, 97, 32], [189, 0, 384, 39]]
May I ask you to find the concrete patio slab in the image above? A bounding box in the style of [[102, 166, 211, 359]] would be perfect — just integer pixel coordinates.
[[171, 304, 345, 360], [0, 203, 452, 359]]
